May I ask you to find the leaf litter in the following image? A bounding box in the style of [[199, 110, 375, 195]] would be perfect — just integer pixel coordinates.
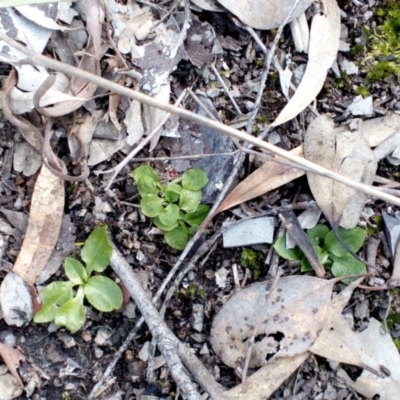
[[0, 0, 400, 398]]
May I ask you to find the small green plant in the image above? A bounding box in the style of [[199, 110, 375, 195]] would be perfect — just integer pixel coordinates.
[[241, 248, 264, 278], [34, 226, 123, 333], [273, 224, 367, 283], [132, 165, 210, 250]]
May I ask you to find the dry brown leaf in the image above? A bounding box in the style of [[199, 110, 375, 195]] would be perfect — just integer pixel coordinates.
[[304, 115, 377, 228], [85, 0, 105, 59], [216, 146, 304, 213], [215, 0, 312, 30], [210, 276, 333, 368], [0, 342, 26, 388], [12, 165, 64, 284], [337, 318, 400, 399], [271, 0, 340, 127]]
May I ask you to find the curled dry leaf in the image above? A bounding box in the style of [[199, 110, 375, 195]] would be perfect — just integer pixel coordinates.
[[271, 0, 340, 127], [12, 165, 65, 285], [210, 276, 333, 368], [0, 342, 26, 388], [215, 0, 312, 30], [304, 115, 377, 229], [216, 146, 304, 213]]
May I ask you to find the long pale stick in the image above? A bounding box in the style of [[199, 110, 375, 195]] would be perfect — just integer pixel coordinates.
[[1, 31, 399, 206]]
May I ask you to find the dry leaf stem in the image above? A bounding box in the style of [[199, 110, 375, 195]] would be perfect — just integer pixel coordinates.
[[1, 32, 397, 207]]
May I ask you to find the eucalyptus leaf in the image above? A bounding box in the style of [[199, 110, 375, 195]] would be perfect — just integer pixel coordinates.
[[330, 253, 367, 283], [164, 226, 189, 250], [182, 168, 209, 191], [184, 204, 210, 226], [55, 288, 86, 334], [159, 203, 180, 227], [34, 281, 75, 323], [325, 227, 366, 258], [273, 235, 304, 261], [81, 226, 112, 275], [132, 165, 159, 183], [137, 175, 159, 197], [179, 189, 202, 212], [140, 194, 164, 217], [164, 183, 182, 203], [84, 276, 123, 312], [64, 258, 87, 285], [153, 216, 178, 231]]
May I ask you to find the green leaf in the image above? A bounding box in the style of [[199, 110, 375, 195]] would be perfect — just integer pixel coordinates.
[[306, 224, 329, 246], [140, 194, 164, 217], [159, 203, 180, 227], [65, 258, 87, 285], [55, 287, 86, 334], [179, 189, 202, 212], [300, 246, 330, 272], [330, 253, 367, 284], [137, 175, 159, 197], [132, 165, 158, 183], [81, 226, 113, 276], [164, 226, 189, 250], [34, 281, 75, 323], [273, 235, 304, 261], [325, 227, 366, 258], [184, 204, 210, 226], [153, 216, 178, 231], [182, 169, 209, 190], [84, 276, 123, 312], [164, 183, 182, 203]]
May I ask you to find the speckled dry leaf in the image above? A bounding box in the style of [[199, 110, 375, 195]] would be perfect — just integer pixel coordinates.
[[304, 115, 377, 228], [225, 353, 309, 400], [210, 276, 333, 369], [271, 0, 340, 127], [216, 146, 304, 213], [12, 165, 64, 285], [215, 0, 312, 30], [337, 318, 400, 400]]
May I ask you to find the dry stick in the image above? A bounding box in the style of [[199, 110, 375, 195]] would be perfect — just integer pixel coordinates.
[[90, 232, 224, 399], [109, 245, 227, 400], [0, 33, 398, 206]]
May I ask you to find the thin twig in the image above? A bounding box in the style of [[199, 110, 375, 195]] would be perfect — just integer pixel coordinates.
[[0, 32, 398, 206]]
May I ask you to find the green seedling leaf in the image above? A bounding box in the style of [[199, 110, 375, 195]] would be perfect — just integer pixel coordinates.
[[55, 287, 86, 334], [164, 226, 189, 250], [84, 276, 123, 312], [140, 194, 164, 217], [273, 235, 304, 261], [164, 183, 182, 203], [301, 246, 330, 272], [81, 226, 113, 276], [184, 204, 210, 226], [330, 253, 367, 284], [34, 281, 75, 323], [325, 227, 366, 257], [159, 203, 180, 227], [153, 216, 178, 231], [179, 189, 202, 212], [306, 224, 330, 246], [132, 165, 158, 183], [137, 175, 159, 197], [182, 168, 209, 190], [65, 258, 87, 285]]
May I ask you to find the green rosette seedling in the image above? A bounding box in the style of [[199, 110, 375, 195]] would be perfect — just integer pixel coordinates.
[[274, 224, 367, 283], [132, 165, 210, 250], [34, 226, 123, 333]]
